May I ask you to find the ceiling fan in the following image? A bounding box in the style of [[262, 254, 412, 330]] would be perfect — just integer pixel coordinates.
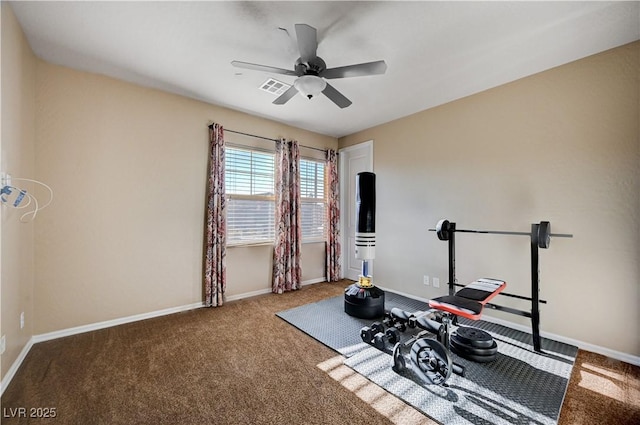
[[231, 24, 387, 108]]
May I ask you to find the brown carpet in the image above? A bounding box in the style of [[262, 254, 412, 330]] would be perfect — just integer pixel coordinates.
[[1, 281, 639, 425]]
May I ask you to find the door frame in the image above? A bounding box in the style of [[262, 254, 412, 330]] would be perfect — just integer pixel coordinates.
[[339, 140, 374, 281]]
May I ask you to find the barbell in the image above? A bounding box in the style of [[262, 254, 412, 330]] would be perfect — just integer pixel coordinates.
[[430, 219, 573, 249]]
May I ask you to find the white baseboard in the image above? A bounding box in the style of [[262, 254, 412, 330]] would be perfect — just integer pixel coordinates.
[[302, 277, 327, 286], [377, 286, 432, 304], [225, 288, 272, 302], [32, 302, 205, 344], [378, 285, 640, 367], [1, 338, 34, 397]]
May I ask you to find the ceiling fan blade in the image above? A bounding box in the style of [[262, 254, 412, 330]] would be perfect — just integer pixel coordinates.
[[295, 24, 318, 63], [322, 60, 387, 79], [273, 85, 299, 105], [231, 61, 297, 76], [322, 83, 352, 109]]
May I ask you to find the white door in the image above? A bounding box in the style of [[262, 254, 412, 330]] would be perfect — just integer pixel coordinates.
[[339, 141, 373, 281]]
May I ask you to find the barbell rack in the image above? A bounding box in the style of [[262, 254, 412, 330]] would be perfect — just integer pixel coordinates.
[[429, 220, 573, 352]]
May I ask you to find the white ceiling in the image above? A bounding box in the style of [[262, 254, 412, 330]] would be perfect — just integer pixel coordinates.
[[10, 1, 640, 138]]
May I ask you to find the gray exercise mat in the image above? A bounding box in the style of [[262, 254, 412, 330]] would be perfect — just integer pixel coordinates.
[[277, 293, 578, 425]]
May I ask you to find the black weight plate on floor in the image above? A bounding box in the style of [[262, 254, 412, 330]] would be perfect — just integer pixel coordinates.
[[450, 343, 498, 363], [453, 327, 494, 348], [450, 336, 498, 356], [450, 337, 498, 356]]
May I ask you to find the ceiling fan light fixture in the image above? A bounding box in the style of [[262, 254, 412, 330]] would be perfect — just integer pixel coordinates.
[[232, 23, 385, 107], [294, 75, 326, 99]]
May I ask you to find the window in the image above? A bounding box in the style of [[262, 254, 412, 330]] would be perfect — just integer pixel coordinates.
[[225, 146, 275, 244], [300, 158, 326, 242], [224, 145, 327, 245]]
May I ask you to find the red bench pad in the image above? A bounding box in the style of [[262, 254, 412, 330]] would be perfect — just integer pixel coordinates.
[[428, 278, 506, 320]]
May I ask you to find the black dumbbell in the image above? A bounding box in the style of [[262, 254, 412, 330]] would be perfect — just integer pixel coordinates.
[[382, 311, 395, 328], [382, 310, 407, 332], [373, 327, 401, 349], [390, 308, 418, 331], [360, 322, 384, 344], [394, 320, 407, 332]]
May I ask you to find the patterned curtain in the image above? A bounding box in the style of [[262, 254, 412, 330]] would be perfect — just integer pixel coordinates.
[[325, 149, 341, 281], [272, 139, 302, 294], [204, 123, 226, 307]]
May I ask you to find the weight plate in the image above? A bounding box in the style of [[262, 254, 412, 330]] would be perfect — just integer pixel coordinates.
[[450, 337, 498, 356], [453, 327, 494, 348], [538, 221, 551, 249], [450, 344, 498, 363], [392, 342, 406, 373], [436, 219, 450, 241], [410, 338, 453, 386]]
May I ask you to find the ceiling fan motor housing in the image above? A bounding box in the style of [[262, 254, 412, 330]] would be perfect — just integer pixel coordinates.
[[296, 57, 326, 76]]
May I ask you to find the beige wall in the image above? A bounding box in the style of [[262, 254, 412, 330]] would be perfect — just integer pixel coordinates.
[[33, 61, 336, 335], [1, 3, 37, 379], [340, 42, 639, 356]]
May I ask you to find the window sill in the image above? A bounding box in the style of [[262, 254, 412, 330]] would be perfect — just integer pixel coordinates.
[[227, 242, 273, 248]]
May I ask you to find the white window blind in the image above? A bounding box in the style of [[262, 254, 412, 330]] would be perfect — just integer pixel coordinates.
[[300, 158, 326, 242], [225, 147, 275, 245], [224, 145, 327, 245]]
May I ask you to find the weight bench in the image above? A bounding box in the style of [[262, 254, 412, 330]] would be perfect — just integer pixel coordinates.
[[428, 278, 506, 321], [425, 278, 506, 363]]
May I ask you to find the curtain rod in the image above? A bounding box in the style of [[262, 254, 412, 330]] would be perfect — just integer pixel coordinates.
[[208, 124, 330, 153]]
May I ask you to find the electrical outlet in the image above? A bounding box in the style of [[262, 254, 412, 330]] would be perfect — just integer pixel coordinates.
[[433, 277, 440, 288], [423, 275, 430, 286], [0, 335, 5, 355], [20, 312, 25, 329]]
